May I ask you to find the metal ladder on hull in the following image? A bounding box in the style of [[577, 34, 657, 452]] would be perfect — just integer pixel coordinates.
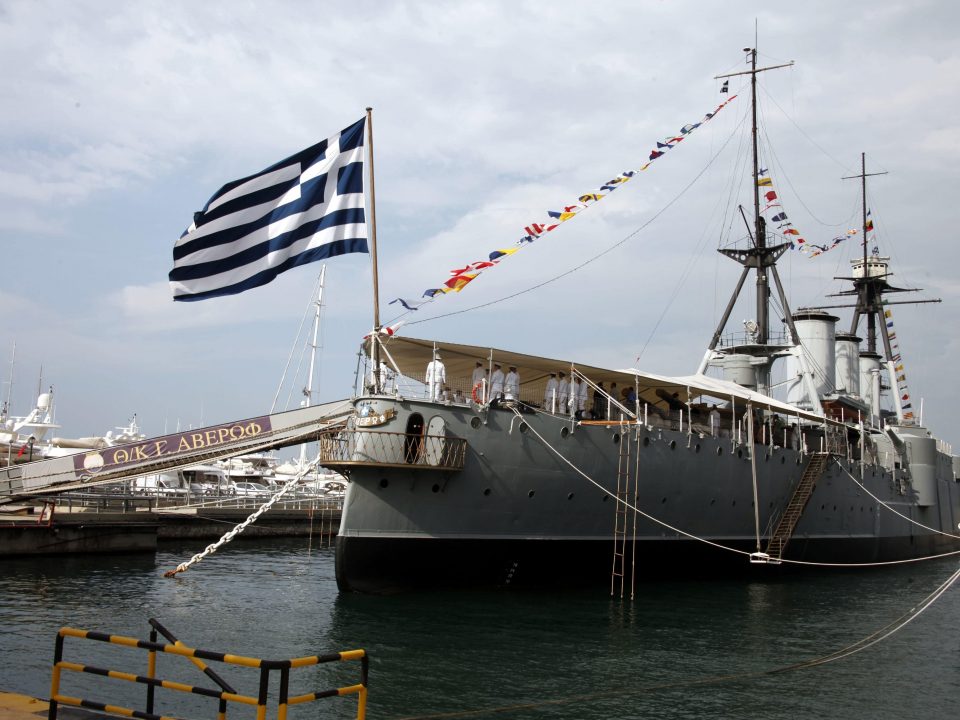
[[610, 426, 638, 598], [763, 453, 832, 562]]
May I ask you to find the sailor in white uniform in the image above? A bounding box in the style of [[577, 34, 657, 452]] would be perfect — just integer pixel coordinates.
[[504, 366, 520, 401], [490, 363, 505, 401], [425, 353, 446, 401], [577, 377, 589, 418], [556, 371, 569, 413], [471, 362, 487, 403], [544, 373, 559, 412]]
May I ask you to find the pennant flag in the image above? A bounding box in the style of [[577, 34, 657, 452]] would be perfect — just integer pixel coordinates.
[[445, 273, 478, 292], [783, 228, 800, 236], [771, 212, 788, 222], [390, 96, 738, 314], [363, 320, 405, 339], [721, 80, 729, 93], [170, 119, 367, 301], [757, 177, 773, 187], [390, 298, 426, 312], [764, 191, 778, 202], [489, 248, 519, 261]]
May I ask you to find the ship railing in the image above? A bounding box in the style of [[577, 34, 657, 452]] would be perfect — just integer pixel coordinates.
[[318, 430, 467, 471], [821, 426, 847, 456], [49, 619, 368, 720]]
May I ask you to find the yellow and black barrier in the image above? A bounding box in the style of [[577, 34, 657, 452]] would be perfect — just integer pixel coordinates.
[[49, 620, 368, 720]]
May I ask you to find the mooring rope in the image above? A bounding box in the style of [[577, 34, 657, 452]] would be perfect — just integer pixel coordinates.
[[833, 458, 960, 540], [390, 560, 960, 720], [509, 407, 960, 568], [162, 457, 322, 578]]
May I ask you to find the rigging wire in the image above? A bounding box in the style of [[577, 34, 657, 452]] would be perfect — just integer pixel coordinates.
[[399, 116, 747, 329], [270, 273, 322, 414], [634, 109, 751, 363], [759, 84, 856, 175], [757, 98, 858, 229]]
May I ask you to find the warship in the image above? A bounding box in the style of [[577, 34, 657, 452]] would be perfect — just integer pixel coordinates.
[[322, 49, 960, 594]]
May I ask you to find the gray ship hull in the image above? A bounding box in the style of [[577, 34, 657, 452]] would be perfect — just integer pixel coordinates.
[[331, 397, 960, 593]]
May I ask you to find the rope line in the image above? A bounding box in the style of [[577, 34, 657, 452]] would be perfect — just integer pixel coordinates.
[[511, 408, 960, 568], [389, 561, 960, 720], [398, 115, 746, 328], [162, 455, 324, 577]]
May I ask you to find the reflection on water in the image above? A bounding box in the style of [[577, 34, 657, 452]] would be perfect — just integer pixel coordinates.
[[0, 539, 957, 720]]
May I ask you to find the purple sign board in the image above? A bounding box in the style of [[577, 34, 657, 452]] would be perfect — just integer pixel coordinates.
[[71, 415, 274, 478]]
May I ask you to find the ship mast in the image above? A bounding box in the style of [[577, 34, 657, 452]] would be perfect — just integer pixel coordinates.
[[697, 48, 795, 394], [821, 153, 941, 425]]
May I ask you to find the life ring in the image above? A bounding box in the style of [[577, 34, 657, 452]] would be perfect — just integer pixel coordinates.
[[472, 381, 484, 404]]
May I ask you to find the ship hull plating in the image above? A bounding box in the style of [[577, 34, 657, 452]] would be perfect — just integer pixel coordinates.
[[334, 399, 960, 593]]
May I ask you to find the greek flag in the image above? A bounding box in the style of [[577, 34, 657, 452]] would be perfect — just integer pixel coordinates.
[[170, 118, 367, 301]]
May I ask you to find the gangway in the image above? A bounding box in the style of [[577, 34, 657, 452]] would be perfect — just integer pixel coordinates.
[[0, 399, 353, 505]]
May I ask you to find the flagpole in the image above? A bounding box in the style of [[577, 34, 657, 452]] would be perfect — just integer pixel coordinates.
[[366, 107, 382, 391]]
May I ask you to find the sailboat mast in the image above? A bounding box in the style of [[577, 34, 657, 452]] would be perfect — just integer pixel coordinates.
[[299, 266, 325, 468], [305, 265, 325, 408], [2, 342, 14, 420]]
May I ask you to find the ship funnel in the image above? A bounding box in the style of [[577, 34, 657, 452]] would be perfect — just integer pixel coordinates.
[[834, 332, 861, 396], [859, 351, 882, 423], [786, 309, 839, 406]]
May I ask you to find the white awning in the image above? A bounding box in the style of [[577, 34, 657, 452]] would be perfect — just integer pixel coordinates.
[[365, 335, 834, 425]]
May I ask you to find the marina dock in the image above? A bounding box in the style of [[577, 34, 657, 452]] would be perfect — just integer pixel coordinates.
[[0, 496, 341, 556]]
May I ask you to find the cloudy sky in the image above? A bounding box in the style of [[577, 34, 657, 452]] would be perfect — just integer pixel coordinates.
[[2, 0, 958, 448]]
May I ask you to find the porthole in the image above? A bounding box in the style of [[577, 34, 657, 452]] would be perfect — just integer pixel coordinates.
[[379, 478, 389, 489], [612, 433, 621, 444], [519, 422, 528, 434], [669, 440, 676, 450], [567, 492, 575, 500], [716, 447, 723, 456], [710, 499, 716, 505], [470, 416, 482, 429], [528, 490, 535, 498], [432, 484, 441, 493], [732, 500, 736, 506], [695, 444, 701, 453], [781, 456, 786, 465], [602, 495, 609, 502], [643, 436, 650, 447], [560, 427, 570, 439], [661, 497, 667, 504], [737, 449, 743, 459], [483, 488, 491, 496]]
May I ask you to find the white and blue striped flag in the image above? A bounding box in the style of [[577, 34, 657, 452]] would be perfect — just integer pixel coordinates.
[[170, 118, 367, 301]]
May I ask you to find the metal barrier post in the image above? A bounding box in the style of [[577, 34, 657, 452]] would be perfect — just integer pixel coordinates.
[[256, 667, 270, 720], [48, 633, 64, 720], [278, 667, 290, 720], [147, 627, 157, 715]]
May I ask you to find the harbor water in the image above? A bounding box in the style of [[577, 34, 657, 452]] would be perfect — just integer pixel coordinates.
[[1, 538, 957, 719]]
